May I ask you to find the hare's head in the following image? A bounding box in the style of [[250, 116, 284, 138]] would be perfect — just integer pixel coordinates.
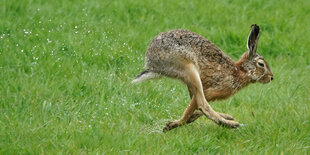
[[240, 24, 273, 84]]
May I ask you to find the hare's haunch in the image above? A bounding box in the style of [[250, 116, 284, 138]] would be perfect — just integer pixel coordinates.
[[133, 24, 273, 132]]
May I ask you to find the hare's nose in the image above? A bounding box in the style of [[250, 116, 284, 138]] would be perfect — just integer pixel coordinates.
[[271, 77, 274, 81]]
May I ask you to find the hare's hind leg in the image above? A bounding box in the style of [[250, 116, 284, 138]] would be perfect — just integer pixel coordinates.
[[164, 109, 235, 132], [163, 95, 236, 131], [164, 108, 235, 131], [187, 87, 235, 121], [217, 112, 235, 120], [179, 63, 239, 128], [163, 63, 239, 132]]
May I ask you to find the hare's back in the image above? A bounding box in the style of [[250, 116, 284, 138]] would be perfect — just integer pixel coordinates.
[[146, 29, 230, 70], [147, 29, 207, 54], [145, 30, 202, 72], [146, 30, 207, 60]]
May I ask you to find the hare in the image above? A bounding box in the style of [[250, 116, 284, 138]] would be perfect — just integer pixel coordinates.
[[132, 24, 273, 132]]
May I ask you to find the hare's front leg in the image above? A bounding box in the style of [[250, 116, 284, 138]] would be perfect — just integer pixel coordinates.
[[163, 96, 199, 132], [183, 63, 239, 128]]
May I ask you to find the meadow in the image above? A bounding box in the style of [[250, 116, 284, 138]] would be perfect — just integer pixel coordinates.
[[0, 0, 309, 154]]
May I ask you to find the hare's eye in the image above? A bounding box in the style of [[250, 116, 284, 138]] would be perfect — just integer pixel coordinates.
[[258, 62, 264, 67]]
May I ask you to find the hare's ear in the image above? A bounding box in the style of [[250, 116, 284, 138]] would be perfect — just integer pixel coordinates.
[[247, 24, 260, 58]]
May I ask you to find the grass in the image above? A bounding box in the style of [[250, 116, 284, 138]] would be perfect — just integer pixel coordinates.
[[0, 0, 310, 154]]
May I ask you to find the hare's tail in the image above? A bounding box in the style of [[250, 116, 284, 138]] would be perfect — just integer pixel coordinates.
[[132, 69, 161, 83]]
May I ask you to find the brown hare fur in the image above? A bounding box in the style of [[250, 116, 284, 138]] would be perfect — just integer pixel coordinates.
[[132, 24, 273, 132]]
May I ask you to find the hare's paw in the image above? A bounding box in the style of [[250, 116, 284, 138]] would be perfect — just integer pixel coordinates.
[[218, 112, 234, 120], [163, 120, 181, 132], [219, 119, 240, 128]]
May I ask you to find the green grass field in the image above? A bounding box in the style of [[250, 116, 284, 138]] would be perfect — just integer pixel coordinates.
[[1, 0, 310, 154]]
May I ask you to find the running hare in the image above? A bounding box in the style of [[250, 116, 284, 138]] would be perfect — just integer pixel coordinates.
[[132, 24, 273, 132]]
